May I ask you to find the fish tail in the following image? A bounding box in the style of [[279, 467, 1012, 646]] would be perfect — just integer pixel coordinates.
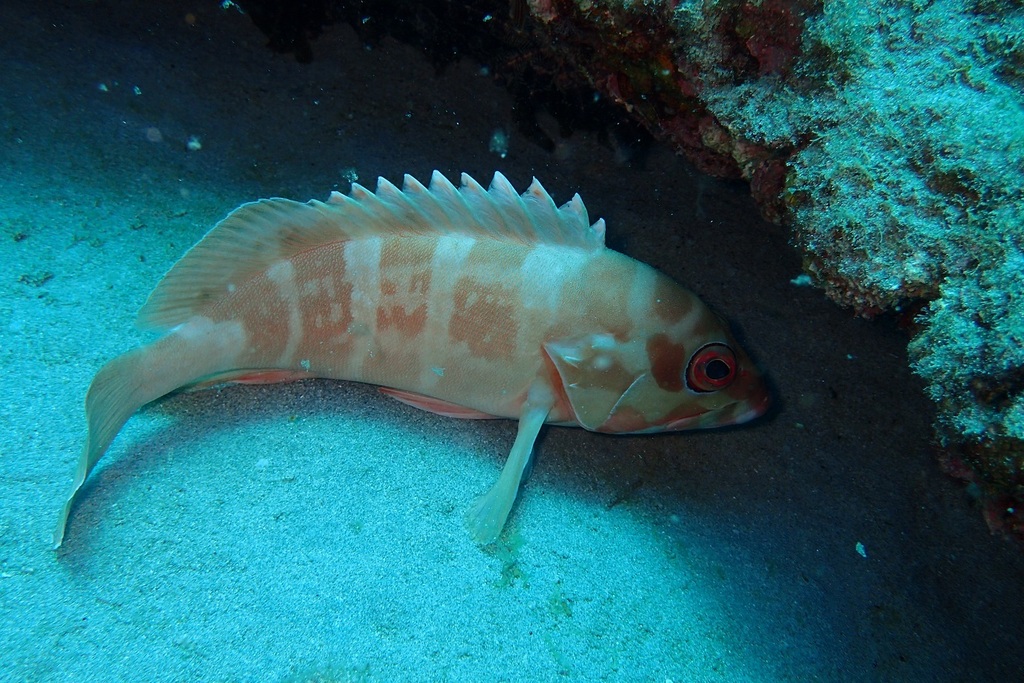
[[53, 331, 227, 548]]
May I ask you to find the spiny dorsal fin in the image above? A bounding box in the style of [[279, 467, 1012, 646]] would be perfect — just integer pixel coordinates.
[[136, 171, 606, 332]]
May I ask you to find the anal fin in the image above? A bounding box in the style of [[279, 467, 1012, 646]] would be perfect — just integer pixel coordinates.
[[187, 369, 316, 390], [379, 387, 498, 420]]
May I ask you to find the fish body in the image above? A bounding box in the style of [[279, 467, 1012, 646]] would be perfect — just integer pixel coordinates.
[[54, 171, 769, 548]]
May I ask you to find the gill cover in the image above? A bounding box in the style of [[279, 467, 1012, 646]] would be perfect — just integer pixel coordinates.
[[542, 332, 750, 434], [543, 334, 662, 432]]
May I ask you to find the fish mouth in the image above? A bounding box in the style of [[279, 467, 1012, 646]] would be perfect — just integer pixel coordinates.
[[663, 386, 771, 431], [729, 387, 772, 425]]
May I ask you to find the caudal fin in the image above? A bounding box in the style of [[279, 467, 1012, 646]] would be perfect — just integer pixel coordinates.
[[54, 325, 232, 549], [54, 350, 153, 548]]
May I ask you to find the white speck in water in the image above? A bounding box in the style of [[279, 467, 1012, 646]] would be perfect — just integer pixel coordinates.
[[489, 129, 509, 159]]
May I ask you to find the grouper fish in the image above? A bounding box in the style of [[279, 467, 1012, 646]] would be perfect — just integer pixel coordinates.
[[54, 171, 769, 548]]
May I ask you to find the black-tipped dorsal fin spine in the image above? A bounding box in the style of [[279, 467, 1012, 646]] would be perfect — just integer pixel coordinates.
[[136, 171, 606, 332]]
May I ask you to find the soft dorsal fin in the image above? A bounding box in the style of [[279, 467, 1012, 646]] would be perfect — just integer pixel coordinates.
[[136, 171, 606, 332]]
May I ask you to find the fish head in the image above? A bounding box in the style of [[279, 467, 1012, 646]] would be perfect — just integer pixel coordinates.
[[543, 286, 769, 434]]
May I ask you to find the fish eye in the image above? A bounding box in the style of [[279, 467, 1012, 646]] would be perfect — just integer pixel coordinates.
[[686, 343, 737, 392]]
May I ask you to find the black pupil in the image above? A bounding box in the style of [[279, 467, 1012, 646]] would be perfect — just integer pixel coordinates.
[[705, 358, 731, 380]]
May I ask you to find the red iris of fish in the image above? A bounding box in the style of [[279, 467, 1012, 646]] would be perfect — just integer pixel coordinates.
[[686, 343, 737, 392]]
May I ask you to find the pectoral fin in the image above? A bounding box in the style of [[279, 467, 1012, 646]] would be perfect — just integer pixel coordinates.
[[466, 379, 553, 543]]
